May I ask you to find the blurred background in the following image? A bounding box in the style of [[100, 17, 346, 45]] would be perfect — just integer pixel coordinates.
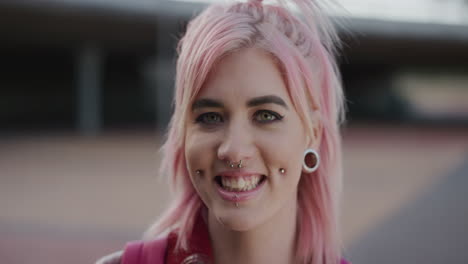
[[0, 0, 467, 263]]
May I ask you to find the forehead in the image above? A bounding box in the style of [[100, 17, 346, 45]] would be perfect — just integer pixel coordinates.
[[197, 48, 289, 101]]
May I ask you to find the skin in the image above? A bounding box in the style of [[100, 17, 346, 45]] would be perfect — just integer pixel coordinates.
[[184, 47, 320, 264]]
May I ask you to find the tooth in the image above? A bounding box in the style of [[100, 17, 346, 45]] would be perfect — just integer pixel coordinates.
[[232, 179, 238, 189], [226, 179, 231, 187], [231, 181, 236, 189], [220, 176, 264, 192], [238, 178, 245, 188]]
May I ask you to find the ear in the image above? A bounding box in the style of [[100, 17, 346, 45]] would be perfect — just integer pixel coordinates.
[[306, 114, 323, 150]]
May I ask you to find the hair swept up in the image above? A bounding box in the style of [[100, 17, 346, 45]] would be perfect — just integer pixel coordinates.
[[145, 0, 345, 263]]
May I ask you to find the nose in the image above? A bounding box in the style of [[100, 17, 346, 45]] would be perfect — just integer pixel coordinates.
[[217, 121, 256, 166]]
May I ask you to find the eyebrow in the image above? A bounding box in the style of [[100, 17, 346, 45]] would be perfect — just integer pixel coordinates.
[[191, 95, 288, 111], [192, 98, 224, 110], [247, 95, 288, 109]]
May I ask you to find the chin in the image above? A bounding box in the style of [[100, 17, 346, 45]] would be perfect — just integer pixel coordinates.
[[212, 207, 265, 232]]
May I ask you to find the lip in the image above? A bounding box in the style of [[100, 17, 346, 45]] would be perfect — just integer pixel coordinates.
[[214, 171, 266, 203], [216, 170, 262, 178]]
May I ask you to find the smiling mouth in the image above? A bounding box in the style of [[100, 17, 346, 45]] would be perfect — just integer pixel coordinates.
[[215, 175, 267, 192]]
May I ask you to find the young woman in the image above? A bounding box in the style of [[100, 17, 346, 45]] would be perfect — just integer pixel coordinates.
[[97, 0, 348, 263]]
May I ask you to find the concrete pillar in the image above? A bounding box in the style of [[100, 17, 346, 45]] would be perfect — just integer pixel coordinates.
[[76, 44, 102, 136], [152, 17, 178, 131]]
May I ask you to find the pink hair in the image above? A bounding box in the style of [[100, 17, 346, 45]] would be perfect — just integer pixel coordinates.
[[145, 0, 345, 263]]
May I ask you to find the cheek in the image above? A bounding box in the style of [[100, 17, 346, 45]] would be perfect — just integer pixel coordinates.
[[282, 119, 307, 166], [258, 125, 306, 168], [185, 129, 219, 174], [185, 129, 221, 207], [279, 143, 304, 183], [254, 121, 307, 190]]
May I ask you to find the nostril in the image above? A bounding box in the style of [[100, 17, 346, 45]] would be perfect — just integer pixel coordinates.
[[217, 141, 256, 167]]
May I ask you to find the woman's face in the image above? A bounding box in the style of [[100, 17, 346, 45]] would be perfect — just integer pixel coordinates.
[[185, 48, 311, 231]]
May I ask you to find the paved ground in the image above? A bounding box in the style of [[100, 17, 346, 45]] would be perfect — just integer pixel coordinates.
[[348, 155, 468, 263], [0, 124, 467, 263]]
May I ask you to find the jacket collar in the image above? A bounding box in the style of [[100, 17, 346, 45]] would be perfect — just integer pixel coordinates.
[[166, 212, 213, 264]]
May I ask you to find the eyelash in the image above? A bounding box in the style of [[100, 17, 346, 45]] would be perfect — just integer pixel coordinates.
[[195, 110, 284, 125], [254, 110, 284, 123]]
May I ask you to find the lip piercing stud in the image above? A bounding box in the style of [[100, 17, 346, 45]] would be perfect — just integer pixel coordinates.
[[279, 168, 285, 174], [233, 194, 239, 207], [237, 160, 243, 168], [195, 170, 202, 175]]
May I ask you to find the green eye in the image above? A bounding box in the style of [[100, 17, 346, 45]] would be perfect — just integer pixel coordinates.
[[196, 112, 223, 124], [254, 110, 283, 123], [258, 112, 275, 121]]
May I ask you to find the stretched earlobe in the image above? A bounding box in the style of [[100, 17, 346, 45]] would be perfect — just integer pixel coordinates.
[[302, 149, 320, 173]]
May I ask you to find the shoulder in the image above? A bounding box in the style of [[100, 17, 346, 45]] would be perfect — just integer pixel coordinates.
[[95, 250, 123, 264], [340, 258, 352, 264], [96, 236, 169, 264]]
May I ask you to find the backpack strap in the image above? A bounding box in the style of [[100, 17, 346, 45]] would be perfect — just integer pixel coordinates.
[[122, 236, 168, 264]]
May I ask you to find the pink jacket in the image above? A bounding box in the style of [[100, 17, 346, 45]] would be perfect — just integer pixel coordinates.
[[123, 213, 350, 264]]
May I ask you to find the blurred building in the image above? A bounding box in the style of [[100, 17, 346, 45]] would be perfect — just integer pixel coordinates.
[[1, 0, 467, 135]]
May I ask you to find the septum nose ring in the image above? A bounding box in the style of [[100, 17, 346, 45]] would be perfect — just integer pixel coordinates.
[[229, 160, 243, 168]]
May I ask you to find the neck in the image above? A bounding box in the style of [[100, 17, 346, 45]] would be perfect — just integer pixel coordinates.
[[208, 197, 298, 264]]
